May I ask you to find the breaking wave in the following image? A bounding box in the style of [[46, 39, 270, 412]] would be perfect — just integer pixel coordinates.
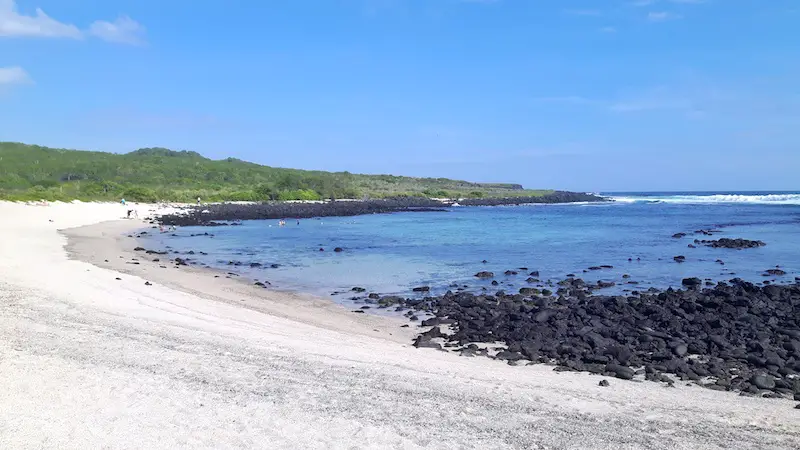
[[609, 193, 800, 205]]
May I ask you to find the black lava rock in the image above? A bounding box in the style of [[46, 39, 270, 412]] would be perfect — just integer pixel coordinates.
[[682, 277, 702, 288], [701, 238, 766, 249], [399, 278, 800, 396]]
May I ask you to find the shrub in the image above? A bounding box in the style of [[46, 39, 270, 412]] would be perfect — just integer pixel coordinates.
[[121, 186, 158, 203]]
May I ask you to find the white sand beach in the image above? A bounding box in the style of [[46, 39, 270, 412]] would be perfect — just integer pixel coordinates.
[[1, 201, 799, 449]]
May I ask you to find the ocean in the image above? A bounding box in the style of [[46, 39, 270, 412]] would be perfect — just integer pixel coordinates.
[[142, 192, 800, 306]]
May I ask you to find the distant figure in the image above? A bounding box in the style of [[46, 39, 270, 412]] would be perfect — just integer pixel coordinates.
[[127, 209, 134, 219], [296, 219, 300, 225], [197, 197, 201, 205], [121, 198, 126, 206]]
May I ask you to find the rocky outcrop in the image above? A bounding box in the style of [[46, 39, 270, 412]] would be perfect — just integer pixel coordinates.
[[700, 238, 766, 249], [457, 191, 606, 206], [158, 193, 607, 226], [392, 280, 800, 397]]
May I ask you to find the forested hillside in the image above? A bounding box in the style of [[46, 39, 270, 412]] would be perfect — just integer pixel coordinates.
[[0, 142, 547, 202]]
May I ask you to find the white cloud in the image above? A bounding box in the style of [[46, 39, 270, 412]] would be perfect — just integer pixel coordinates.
[[89, 16, 145, 45], [600, 26, 617, 33], [0, 66, 31, 85], [0, 0, 81, 38], [648, 11, 681, 21], [0, 1, 144, 44], [629, 0, 657, 6]]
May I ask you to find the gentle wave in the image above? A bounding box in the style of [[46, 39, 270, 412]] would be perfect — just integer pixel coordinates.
[[610, 194, 800, 205]]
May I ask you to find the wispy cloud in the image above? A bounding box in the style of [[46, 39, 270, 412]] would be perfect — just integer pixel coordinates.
[[648, 11, 681, 21], [564, 9, 602, 16], [88, 16, 145, 45], [533, 95, 598, 105], [630, 0, 706, 5], [0, 0, 81, 38], [0, 65, 31, 85], [0, 0, 144, 44], [600, 26, 617, 33]]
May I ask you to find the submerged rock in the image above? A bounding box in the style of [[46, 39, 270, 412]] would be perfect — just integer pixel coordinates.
[[701, 238, 766, 249]]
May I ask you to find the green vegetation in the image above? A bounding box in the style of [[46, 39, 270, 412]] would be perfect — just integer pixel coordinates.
[[0, 142, 551, 202]]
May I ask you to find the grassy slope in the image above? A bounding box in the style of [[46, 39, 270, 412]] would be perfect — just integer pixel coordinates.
[[0, 142, 551, 202]]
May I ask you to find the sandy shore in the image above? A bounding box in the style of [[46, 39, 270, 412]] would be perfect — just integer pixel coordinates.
[[1, 201, 799, 449]]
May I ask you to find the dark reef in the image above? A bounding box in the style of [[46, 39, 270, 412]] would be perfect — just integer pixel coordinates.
[[379, 279, 800, 398], [158, 191, 606, 226]]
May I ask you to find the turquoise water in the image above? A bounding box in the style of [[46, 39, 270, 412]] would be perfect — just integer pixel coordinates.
[[143, 192, 800, 301]]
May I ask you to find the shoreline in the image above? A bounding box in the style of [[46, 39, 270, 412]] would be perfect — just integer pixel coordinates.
[[63, 218, 418, 346], [133, 216, 800, 399], [2, 201, 800, 448]]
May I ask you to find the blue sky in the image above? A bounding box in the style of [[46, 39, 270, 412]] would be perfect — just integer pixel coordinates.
[[1, 0, 798, 191]]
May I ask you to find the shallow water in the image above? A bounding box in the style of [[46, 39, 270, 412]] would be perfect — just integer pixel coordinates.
[[142, 192, 800, 302]]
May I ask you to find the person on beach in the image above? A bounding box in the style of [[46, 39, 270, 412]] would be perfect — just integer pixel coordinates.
[[121, 198, 126, 206], [197, 197, 201, 205]]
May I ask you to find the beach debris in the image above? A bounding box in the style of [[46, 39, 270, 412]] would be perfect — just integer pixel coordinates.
[[599, 379, 610, 387]]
